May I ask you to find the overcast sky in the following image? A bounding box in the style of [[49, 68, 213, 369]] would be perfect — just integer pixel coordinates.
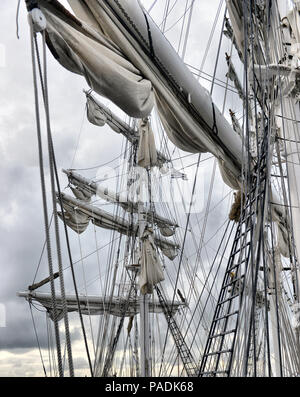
[[0, 0, 236, 377]]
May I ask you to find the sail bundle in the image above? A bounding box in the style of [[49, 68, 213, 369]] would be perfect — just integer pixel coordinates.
[[18, 291, 184, 319], [58, 199, 90, 234], [60, 162, 179, 293], [139, 228, 165, 295], [137, 118, 158, 169], [58, 192, 179, 260], [86, 92, 138, 143], [36, 0, 243, 190], [85, 92, 170, 167], [41, 2, 154, 118], [64, 169, 178, 237]]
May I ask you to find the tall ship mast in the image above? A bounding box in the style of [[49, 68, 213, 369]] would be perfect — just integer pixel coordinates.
[[18, 0, 300, 377]]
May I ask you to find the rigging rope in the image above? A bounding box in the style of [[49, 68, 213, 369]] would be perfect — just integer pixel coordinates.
[[32, 213, 53, 285], [70, 103, 87, 170], [181, 0, 195, 60], [16, 0, 21, 39], [29, 302, 47, 377], [30, 21, 95, 377], [148, 0, 158, 13], [164, 0, 195, 34], [159, 5, 228, 376], [29, 20, 64, 378], [40, 30, 75, 377]]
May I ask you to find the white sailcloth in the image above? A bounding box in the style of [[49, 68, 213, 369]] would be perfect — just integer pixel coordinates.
[[139, 228, 165, 295], [57, 200, 90, 234], [65, 169, 178, 236], [86, 95, 108, 128], [137, 118, 158, 169], [41, 4, 154, 118], [38, 0, 242, 190], [58, 193, 180, 259], [86, 93, 137, 139]]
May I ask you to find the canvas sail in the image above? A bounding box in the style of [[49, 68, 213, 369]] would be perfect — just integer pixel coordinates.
[[37, 0, 242, 190], [85, 92, 170, 166], [58, 192, 179, 260]]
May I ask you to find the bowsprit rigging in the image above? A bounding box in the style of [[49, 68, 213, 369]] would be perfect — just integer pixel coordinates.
[[18, 0, 300, 378]]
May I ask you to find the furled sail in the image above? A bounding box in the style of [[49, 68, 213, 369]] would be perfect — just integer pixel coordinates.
[[137, 118, 158, 169], [139, 228, 165, 295], [58, 192, 180, 260], [57, 199, 90, 234], [63, 169, 178, 237], [85, 91, 138, 143], [18, 291, 184, 319], [40, 2, 154, 118], [34, 0, 291, 258], [85, 91, 170, 167], [36, 0, 243, 190]]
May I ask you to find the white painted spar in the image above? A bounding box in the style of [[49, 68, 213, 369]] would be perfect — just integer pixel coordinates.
[[66, 0, 243, 182], [103, 0, 243, 167]]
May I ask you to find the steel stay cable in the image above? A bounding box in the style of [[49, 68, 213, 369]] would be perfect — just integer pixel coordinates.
[[190, 9, 234, 374], [263, 2, 288, 376], [70, 103, 87, 170], [186, 4, 229, 312], [148, 0, 158, 13], [271, 0, 300, 371], [152, 48, 216, 378], [163, 0, 195, 34], [32, 212, 54, 285], [93, 188, 125, 375], [186, 62, 238, 91], [159, 5, 228, 376], [196, 0, 224, 79], [157, 153, 202, 376], [75, 218, 97, 357], [181, 0, 195, 60], [157, 0, 234, 374], [94, 151, 134, 376], [177, 0, 189, 55], [167, 221, 233, 375], [29, 302, 47, 377], [243, 0, 259, 376]]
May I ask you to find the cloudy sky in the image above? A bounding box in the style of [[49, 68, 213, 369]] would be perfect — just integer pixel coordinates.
[[0, 0, 237, 377]]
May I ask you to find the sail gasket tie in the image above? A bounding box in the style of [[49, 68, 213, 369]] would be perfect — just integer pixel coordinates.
[[143, 11, 155, 59], [211, 102, 219, 136]]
